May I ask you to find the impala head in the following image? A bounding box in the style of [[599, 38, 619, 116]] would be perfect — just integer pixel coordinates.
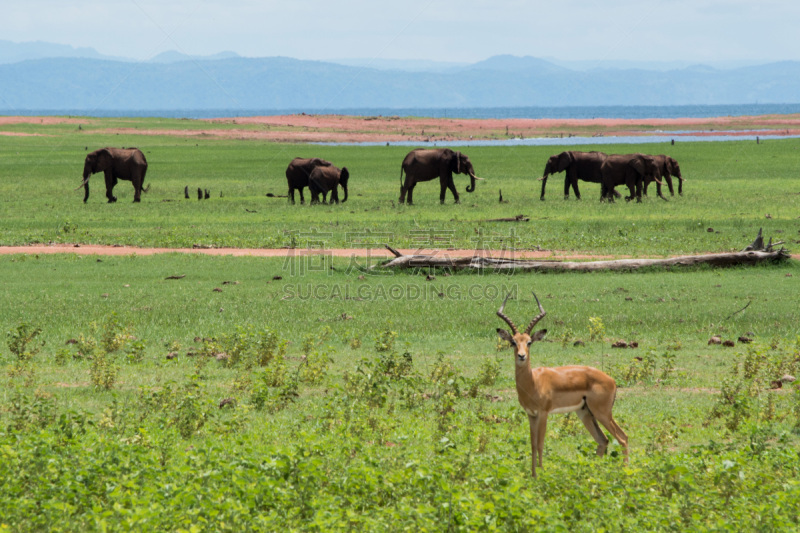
[[496, 292, 547, 366]]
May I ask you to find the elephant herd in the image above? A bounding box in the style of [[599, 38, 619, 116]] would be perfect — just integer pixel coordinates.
[[284, 148, 480, 206], [540, 151, 684, 202], [78, 146, 683, 205]]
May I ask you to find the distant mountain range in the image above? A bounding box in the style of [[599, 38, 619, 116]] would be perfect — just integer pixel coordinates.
[[1, 40, 799, 112]]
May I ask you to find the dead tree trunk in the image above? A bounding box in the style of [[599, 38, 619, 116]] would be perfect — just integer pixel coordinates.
[[378, 231, 790, 272]]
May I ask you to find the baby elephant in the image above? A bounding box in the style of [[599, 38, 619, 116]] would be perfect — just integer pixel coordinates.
[[309, 166, 349, 204]]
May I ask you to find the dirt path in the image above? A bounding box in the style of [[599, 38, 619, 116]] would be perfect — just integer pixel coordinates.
[[5, 244, 796, 261], [2, 113, 799, 143], [0, 243, 616, 260]]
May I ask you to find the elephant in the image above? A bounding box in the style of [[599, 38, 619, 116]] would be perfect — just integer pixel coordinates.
[[599, 154, 660, 202], [399, 148, 481, 205], [539, 151, 618, 200], [309, 165, 349, 204], [644, 155, 684, 199], [78, 147, 148, 203], [285, 157, 332, 204]]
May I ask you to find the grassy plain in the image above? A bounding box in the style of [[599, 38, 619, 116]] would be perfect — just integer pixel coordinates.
[[1, 117, 800, 253], [1, 118, 800, 530]]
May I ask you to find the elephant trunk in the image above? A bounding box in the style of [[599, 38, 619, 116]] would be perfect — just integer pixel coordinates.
[[466, 173, 476, 193], [340, 168, 349, 203], [539, 173, 549, 200], [75, 172, 91, 202]]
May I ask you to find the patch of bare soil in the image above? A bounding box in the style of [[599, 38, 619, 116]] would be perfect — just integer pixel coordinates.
[[3, 114, 799, 143], [0, 244, 618, 260]]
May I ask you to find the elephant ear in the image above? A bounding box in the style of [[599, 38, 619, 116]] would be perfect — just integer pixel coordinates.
[[629, 157, 646, 175], [456, 152, 461, 174], [339, 167, 349, 184], [558, 152, 574, 172], [94, 148, 113, 171]]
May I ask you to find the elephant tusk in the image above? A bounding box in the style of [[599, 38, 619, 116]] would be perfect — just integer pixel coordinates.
[[471, 175, 485, 181], [74, 176, 90, 191]]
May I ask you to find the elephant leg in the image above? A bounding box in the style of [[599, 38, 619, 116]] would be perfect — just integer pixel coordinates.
[[447, 179, 460, 204], [563, 176, 571, 199], [656, 181, 668, 201], [572, 180, 582, 200], [407, 184, 415, 205], [288, 187, 296, 204], [299, 188, 305, 205], [439, 178, 448, 204], [133, 178, 142, 202], [104, 172, 117, 203]]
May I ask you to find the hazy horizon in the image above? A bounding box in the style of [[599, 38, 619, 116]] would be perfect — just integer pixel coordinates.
[[3, 1, 798, 65]]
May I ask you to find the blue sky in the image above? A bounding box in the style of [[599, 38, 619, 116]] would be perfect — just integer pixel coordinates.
[[4, 0, 798, 64]]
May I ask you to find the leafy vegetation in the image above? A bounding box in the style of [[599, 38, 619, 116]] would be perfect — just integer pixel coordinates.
[[0, 121, 799, 529]]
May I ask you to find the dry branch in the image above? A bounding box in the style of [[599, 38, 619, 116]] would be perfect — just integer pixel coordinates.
[[377, 231, 790, 272], [480, 214, 530, 222]]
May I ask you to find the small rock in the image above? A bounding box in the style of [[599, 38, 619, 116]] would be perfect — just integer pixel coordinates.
[[770, 380, 783, 389], [101, 293, 109, 298], [166, 352, 178, 360], [722, 340, 735, 347], [272, 275, 283, 281], [426, 274, 435, 281], [629, 341, 639, 349], [781, 374, 796, 383], [708, 336, 722, 345], [612, 341, 628, 349], [212, 287, 223, 292], [573, 340, 585, 347], [738, 336, 753, 344], [65, 339, 78, 345], [219, 398, 236, 409], [707, 227, 714, 232], [358, 275, 366, 280]]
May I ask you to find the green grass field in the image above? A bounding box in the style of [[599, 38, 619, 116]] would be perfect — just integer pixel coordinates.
[[2, 118, 800, 253], [1, 119, 800, 531]]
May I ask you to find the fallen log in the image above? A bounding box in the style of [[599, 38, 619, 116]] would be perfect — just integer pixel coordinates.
[[480, 214, 530, 222], [378, 231, 790, 272]]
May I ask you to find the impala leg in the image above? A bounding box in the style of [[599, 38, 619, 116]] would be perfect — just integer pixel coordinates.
[[595, 413, 629, 463], [535, 414, 549, 470], [577, 407, 609, 457], [527, 414, 539, 478]]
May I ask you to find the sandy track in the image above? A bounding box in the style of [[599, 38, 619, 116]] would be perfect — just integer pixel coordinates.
[[0, 244, 616, 260], [2, 113, 799, 143]]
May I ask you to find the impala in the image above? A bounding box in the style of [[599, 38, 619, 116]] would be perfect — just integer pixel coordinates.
[[496, 293, 628, 477]]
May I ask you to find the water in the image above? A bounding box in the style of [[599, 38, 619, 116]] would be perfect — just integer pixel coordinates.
[[6, 103, 800, 120], [319, 133, 800, 147]]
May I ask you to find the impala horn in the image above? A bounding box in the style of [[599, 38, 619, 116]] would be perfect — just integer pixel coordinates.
[[497, 294, 519, 334], [524, 292, 547, 335]]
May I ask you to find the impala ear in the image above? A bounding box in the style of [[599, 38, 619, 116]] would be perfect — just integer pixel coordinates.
[[496, 328, 515, 344], [531, 329, 548, 342]]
